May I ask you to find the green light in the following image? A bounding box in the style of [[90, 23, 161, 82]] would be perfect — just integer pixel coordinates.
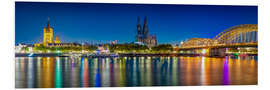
[[55, 59, 62, 88], [233, 53, 240, 56]]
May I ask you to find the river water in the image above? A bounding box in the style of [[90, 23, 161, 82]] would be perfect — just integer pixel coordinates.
[[15, 56, 257, 88]]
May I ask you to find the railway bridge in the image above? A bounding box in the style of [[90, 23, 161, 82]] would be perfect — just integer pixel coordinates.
[[176, 24, 258, 57]]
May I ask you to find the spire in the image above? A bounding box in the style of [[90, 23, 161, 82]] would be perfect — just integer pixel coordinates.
[[47, 17, 50, 27], [137, 16, 141, 25], [46, 17, 50, 30], [137, 16, 141, 35], [144, 16, 147, 25], [55, 35, 61, 43], [143, 16, 148, 36]]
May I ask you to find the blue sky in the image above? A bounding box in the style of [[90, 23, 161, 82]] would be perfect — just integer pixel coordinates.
[[15, 2, 257, 44]]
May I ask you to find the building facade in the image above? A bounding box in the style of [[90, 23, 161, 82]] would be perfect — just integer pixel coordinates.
[[54, 36, 61, 43], [43, 18, 54, 46], [35, 18, 62, 47], [136, 16, 157, 47], [47, 43, 81, 47]]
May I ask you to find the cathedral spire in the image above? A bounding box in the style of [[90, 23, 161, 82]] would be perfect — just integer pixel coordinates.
[[137, 16, 141, 34], [137, 16, 141, 25], [144, 16, 147, 25], [143, 16, 148, 36]]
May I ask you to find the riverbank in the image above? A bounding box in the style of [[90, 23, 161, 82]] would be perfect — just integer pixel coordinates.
[[15, 53, 64, 57], [15, 53, 257, 58]]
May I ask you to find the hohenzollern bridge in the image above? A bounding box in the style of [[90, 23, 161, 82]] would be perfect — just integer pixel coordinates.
[[177, 24, 258, 57]]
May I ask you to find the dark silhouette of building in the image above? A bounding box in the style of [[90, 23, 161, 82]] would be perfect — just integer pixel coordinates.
[[136, 16, 157, 47]]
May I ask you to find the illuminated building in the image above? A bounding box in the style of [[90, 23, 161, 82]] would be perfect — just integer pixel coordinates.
[[35, 18, 63, 47], [54, 36, 61, 43], [110, 40, 118, 45], [15, 43, 27, 53], [136, 16, 157, 47], [43, 18, 54, 46], [33, 18, 84, 48], [47, 43, 81, 47]]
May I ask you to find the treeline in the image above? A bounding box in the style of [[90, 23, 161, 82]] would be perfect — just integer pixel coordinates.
[[108, 44, 173, 53], [151, 44, 173, 53], [108, 44, 149, 53], [33, 45, 97, 53], [21, 44, 173, 53]]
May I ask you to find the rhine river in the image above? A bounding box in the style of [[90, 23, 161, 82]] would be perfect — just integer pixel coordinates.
[[15, 56, 257, 88]]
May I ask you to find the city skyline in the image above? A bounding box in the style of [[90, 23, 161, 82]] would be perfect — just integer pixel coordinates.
[[15, 2, 257, 44]]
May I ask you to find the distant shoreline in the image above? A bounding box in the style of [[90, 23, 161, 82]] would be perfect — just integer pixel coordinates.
[[15, 53, 257, 58]]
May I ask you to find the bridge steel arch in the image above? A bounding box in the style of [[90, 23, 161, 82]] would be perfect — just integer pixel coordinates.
[[178, 24, 258, 57], [180, 38, 214, 48], [213, 24, 258, 44]]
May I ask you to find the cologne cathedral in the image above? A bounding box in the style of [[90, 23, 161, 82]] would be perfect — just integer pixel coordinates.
[[136, 16, 157, 47]]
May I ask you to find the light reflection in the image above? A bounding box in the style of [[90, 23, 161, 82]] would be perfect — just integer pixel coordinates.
[[55, 57, 62, 88], [36, 57, 42, 87], [118, 57, 125, 86], [101, 58, 110, 87], [200, 56, 205, 85], [27, 57, 34, 88], [185, 57, 192, 85], [80, 57, 89, 87], [20, 57, 26, 88], [109, 58, 115, 86], [71, 57, 79, 87], [15, 55, 258, 88], [42, 57, 54, 88], [223, 56, 230, 85], [94, 58, 101, 87], [145, 56, 152, 86], [15, 57, 22, 88], [63, 57, 71, 87]]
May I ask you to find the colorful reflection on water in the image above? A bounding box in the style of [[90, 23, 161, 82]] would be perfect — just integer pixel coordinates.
[[15, 56, 257, 88]]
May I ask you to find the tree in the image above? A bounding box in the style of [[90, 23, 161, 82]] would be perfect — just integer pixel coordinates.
[[151, 44, 173, 53]]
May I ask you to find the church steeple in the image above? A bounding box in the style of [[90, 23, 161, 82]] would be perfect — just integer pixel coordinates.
[[143, 16, 148, 36], [137, 16, 141, 25], [135, 16, 157, 46], [46, 17, 50, 31], [137, 16, 141, 35], [43, 17, 54, 46], [54, 35, 61, 43], [144, 16, 147, 25], [47, 17, 50, 26]]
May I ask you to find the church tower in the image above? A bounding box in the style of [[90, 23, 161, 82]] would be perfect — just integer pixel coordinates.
[[135, 16, 157, 46], [136, 17, 142, 42], [43, 17, 54, 46], [137, 17, 142, 35], [142, 16, 149, 38], [54, 36, 61, 43]]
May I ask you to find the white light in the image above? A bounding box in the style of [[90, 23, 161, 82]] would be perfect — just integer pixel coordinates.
[[202, 49, 206, 54]]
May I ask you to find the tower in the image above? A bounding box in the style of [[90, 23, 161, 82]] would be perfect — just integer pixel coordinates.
[[54, 36, 61, 43], [142, 16, 149, 38], [137, 17, 141, 35], [135, 16, 157, 46], [136, 17, 142, 42], [43, 17, 54, 46]]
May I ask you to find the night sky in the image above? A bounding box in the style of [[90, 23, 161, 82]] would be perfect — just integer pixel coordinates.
[[15, 2, 257, 44]]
